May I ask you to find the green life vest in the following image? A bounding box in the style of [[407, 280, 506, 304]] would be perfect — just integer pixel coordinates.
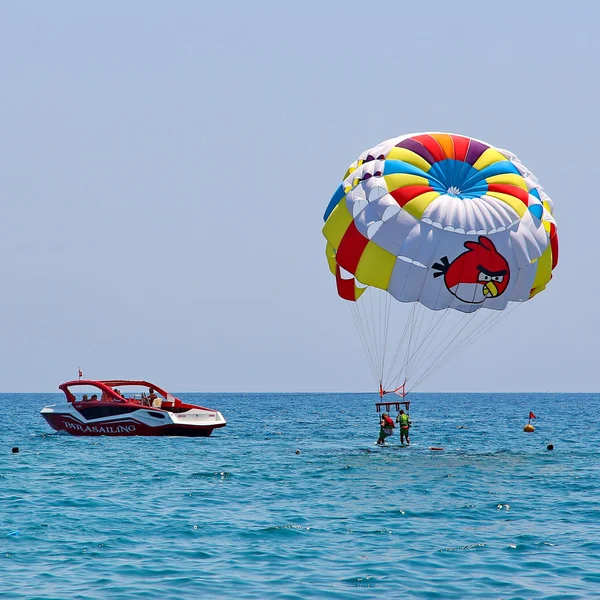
[[400, 414, 410, 427]]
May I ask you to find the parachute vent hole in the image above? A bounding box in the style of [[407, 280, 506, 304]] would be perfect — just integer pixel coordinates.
[[338, 266, 354, 280]]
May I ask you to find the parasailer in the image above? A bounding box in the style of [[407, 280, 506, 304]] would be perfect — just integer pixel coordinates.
[[322, 132, 558, 420], [377, 412, 395, 445], [396, 409, 411, 445]]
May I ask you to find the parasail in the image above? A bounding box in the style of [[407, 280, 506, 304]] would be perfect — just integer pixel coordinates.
[[322, 132, 558, 397]]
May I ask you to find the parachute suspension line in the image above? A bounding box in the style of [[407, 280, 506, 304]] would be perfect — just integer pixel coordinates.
[[349, 301, 379, 383], [366, 292, 385, 382], [399, 303, 422, 391], [378, 291, 393, 385], [348, 303, 372, 379], [404, 242, 482, 392], [366, 287, 396, 390], [475, 301, 521, 340], [408, 309, 451, 373], [365, 290, 379, 381], [449, 303, 517, 360], [412, 237, 486, 388], [408, 275, 455, 371], [403, 303, 426, 387], [413, 250, 527, 393], [397, 309, 444, 392], [408, 299, 438, 381], [409, 302, 522, 393], [382, 300, 418, 389], [402, 308, 452, 390], [380, 225, 436, 394], [431, 302, 522, 379], [369, 288, 387, 384], [349, 287, 396, 386], [408, 312, 488, 392], [374, 289, 385, 384], [397, 246, 453, 390], [352, 300, 380, 383], [408, 309, 479, 392], [443, 309, 506, 362], [387, 262, 453, 393], [363, 289, 383, 379], [399, 259, 467, 392], [385, 292, 432, 392], [376, 291, 387, 384]]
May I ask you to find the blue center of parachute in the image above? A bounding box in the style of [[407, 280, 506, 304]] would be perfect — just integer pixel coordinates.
[[323, 157, 501, 222], [427, 159, 488, 199]]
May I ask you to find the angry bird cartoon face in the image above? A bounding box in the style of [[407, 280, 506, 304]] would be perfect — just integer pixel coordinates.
[[432, 236, 510, 304]]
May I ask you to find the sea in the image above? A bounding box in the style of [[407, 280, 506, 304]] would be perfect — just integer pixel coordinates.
[[1, 392, 599, 599]]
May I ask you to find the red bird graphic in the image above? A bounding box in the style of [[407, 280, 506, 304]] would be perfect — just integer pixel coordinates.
[[432, 236, 510, 304]]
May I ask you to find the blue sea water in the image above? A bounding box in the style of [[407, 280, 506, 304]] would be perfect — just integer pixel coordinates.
[[1, 392, 599, 599]]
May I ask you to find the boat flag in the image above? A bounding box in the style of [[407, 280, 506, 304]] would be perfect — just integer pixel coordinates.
[[78, 368, 83, 380]]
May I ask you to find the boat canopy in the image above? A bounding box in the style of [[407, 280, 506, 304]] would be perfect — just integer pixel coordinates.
[[59, 380, 172, 403]]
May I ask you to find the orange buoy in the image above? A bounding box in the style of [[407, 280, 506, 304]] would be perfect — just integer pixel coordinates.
[[524, 411, 537, 432]]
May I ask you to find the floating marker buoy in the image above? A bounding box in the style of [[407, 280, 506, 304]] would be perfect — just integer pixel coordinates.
[[524, 411, 537, 432], [429, 447, 444, 451], [11, 447, 19, 453]]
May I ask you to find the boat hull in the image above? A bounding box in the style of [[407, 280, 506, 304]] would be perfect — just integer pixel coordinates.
[[40, 403, 226, 437]]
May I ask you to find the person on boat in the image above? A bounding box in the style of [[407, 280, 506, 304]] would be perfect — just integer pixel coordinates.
[[396, 409, 411, 445], [82, 394, 89, 402], [113, 389, 125, 401], [90, 394, 99, 401], [377, 413, 395, 445], [148, 388, 158, 402]]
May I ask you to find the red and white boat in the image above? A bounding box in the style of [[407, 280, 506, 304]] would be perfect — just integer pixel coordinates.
[[40, 380, 226, 437]]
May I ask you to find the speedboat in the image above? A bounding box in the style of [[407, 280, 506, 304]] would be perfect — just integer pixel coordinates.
[[40, 379, 226, 437]]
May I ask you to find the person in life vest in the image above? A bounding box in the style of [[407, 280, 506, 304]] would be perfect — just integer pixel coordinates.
[[396, 409, 411, 445], [377, 413, 395, 445]]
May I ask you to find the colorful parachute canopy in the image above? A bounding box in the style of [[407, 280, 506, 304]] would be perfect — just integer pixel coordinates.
[[323, 133, 558, 393], [323, 132, 558, 313]]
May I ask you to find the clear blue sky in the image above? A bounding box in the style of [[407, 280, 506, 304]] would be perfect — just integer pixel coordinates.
[[0, 1, 596, 392]]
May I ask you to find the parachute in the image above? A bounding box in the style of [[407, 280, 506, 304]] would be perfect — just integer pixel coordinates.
[[322, 132, 558, 396]]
